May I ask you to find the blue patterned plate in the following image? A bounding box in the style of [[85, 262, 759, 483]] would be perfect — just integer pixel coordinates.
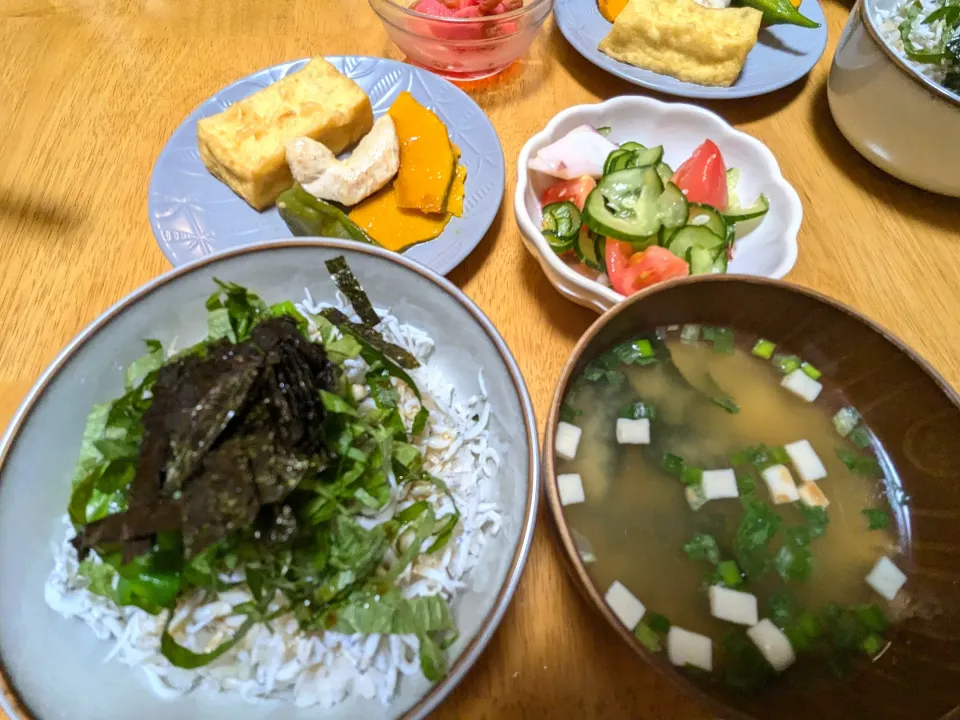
[[148, 57, 505, 273], [554, 0, 828, 99]]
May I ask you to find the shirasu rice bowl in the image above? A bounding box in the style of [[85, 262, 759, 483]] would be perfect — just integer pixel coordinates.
[[875, 0, 960, 93], [44, 288, 503, 709]]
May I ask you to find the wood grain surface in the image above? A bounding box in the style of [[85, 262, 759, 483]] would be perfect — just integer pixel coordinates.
[[1, 1, 959, 718]]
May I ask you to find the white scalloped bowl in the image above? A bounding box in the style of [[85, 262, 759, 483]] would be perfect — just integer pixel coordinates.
[[514, 97, 803, 313]]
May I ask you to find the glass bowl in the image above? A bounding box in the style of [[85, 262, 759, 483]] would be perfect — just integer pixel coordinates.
[[369, 0, 554, 81]]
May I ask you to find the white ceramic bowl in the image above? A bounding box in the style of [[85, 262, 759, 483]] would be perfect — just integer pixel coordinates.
[[0, 240, 538, 720], [514, 96, 803, 313], [828, 0, 960, 196]]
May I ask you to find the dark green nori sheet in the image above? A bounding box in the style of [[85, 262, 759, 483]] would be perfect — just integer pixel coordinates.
[[73, 316, 336, 560], [324, 256, 380, 327]]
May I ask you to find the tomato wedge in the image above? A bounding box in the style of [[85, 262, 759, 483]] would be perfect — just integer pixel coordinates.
[[541, 176, 597, 211], [671, 140, 728, 211], [605, 243, 688, 295]]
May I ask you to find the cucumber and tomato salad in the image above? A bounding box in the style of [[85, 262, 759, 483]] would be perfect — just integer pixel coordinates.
[[538, 139, 770, 296]]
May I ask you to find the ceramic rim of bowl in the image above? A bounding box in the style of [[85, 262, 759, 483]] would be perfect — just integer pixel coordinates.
[[370, 0, 554, 23], [859, 0, 960, 109], [541, 273, 960, 720], [0, 237, 540, 720]]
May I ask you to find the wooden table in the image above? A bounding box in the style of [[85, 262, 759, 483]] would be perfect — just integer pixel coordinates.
[[2, 1, 959, 718]]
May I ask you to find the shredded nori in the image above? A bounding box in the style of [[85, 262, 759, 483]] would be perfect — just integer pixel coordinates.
[[325, 256, 380, 327], [321, 307, 419, 369]]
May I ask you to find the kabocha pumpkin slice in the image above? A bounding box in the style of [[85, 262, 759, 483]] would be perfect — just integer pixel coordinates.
[[598, 0, 630, 22], [388, 91, 457, 214], [348, 185, 453, 252]]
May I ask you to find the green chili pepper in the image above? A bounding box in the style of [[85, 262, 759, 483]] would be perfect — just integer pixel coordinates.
[[734, 0, 820, 28], [277, 184, 375, 245]]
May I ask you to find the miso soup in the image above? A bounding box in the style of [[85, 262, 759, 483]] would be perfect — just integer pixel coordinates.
[[555, 325, 908, 695]]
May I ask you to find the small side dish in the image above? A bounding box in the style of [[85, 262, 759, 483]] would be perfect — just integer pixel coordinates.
[[876, 0, 960, 94], [530, 125, 769, 295], [45, 258, 502, 708], [555, 325, 908, 694], [197, 58, 467, 253], [597, 0, 819, 87]]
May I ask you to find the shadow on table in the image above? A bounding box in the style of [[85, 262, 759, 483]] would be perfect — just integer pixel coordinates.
[[547, 22, 809, 124], [810, 84, 960, 233], [519, 249, 597, 340], [0, 186, 82, 233]]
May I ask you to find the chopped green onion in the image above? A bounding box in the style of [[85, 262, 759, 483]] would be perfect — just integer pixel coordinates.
[[680, 324, 701, 343], [681, 466, 704, 487], [861, 633, 884, 657], [633, 622, 662, 652], [773, 354, 801, 374], [837, 448, 882, 477], [848, 426, 871, 449], [730, 444, 789, 470], [702, 327, 735, 354], [861, 508, 889, 531], [751, 338, 776, 359], [646, 612, 671, 634], [710, 396, 740, 414], [661, 453, 685, 477], [800, 361, 822, 380], [832, 407, 861, 437], [717, 560, 742, 588], [854, 604, 888, 633], [610, 338, 657, 366]]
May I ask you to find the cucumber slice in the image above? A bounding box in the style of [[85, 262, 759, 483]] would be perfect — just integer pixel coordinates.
[[541, 201, 581, 253], [712, 250, 729, 274], [687, 203, 727, 239], [656, 162, 674, 185], [668, 225, 725, 261], [724, 193, 770, 223], [688, 246, 715, 275], [630, 146, 664, 168], [574, 227, 603, 271], [619, 142, 645, 151], [594, 233, 607, 273], [605, 145, 664, 174], [603, 149, 632, 176], [657, 182, 688, 229], [583, 167, 664, 241], [659, 225, 679, 248]]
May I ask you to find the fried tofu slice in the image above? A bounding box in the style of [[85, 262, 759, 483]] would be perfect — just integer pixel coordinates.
[[598, 0, 763, 88], [197, 58, 374, 210]]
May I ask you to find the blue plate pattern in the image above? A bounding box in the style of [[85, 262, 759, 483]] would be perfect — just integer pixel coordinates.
[[148, 57, 506, 274], [554, 0, 829, 99]]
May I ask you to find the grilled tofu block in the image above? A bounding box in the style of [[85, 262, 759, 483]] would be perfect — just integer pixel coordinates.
[[197, 58, 373, 210]]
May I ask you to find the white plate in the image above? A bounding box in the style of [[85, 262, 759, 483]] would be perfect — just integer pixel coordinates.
[[514, 96, 803, 312]]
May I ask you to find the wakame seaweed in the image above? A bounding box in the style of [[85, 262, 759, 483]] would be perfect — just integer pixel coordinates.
[[67, 258, 459, 679]]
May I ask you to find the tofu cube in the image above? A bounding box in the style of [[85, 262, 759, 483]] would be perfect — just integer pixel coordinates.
[[784, 439, 827, 482], [667, 626, 713, 672], [747, 619, 796, 672], [781, 369, 823, 402], [557, 473, 586, 506], [866, 556, 907, 601], [702, 469, 739, 500], [761, 464, 800, 504], [616, 418, 650, 445], [798, 481, 830, 508], [556, 421, 583, 460], [709, 586, 759, 626], [605, 580, 646, 630]]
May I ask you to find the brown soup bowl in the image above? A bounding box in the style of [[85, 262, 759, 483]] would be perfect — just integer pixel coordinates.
[[543, 275, 960, 720]]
